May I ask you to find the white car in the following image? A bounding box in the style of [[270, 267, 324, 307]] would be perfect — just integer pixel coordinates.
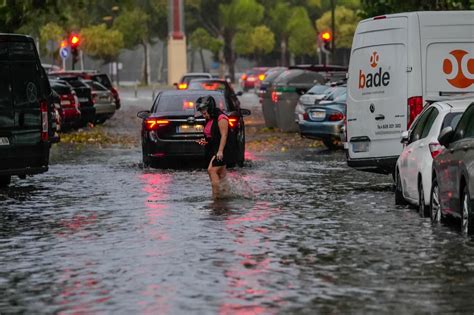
[[395, 98, 473, 216]]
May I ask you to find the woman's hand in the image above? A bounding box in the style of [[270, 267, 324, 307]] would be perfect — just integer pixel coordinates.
[[216, 151, 224, 161], [196, 138, 207, 146]]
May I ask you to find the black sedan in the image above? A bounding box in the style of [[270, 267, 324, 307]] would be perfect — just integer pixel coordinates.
[[431, 101, 474, 235], [137, 90, 250, 168]]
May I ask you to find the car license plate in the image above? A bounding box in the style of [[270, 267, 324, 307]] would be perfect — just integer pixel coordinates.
[[310, 111, 325, 120], [0, 137, 9, 146], [78, 97, 88, 102], [177, 124, 203, 133], [352, 141, 370, 153]]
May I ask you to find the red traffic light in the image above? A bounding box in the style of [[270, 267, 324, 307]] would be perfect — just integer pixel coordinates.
[[69, 34, 80, 47], [321, 31, 331, 42]]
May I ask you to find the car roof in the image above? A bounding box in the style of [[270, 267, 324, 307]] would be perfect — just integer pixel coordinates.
[[435, 97, 474, 111], [159, 90, 224, 97], [0, 34, 34, 42], [182, 72, 212, 77], [189, 78, 228, 84]]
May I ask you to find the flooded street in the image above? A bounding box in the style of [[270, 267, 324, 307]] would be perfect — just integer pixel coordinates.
[[2, 91, 474, 314]]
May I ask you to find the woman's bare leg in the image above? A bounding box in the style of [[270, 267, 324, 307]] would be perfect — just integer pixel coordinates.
[[208, 157, 221, 199]]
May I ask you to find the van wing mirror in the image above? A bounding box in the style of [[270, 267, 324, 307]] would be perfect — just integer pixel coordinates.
[[137, 110, 151, 119], [400, 131, 409, 144], [438, 127, 454, 147]]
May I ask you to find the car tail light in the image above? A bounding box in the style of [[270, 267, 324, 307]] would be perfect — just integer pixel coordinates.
[[145, 118, 169, 130], [92, 92, 97, 104], [40, 100, 49, 142], [228, 117, 238, 128], [271, 91, 281, 103], [407, 96, 423, 128], [241, 74, 247, 81], [429, 142, 443, 159], [373, 15, 386, 20], [303, 112, 309, 121], [258, 74, 265, 81], [178, 83, 188, 90], [328, 111, 344, 121]]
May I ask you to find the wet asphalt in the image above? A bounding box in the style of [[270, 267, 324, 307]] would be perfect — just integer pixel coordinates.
[[1, 90, 474, 314]]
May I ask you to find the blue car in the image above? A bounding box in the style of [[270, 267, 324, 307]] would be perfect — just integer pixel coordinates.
[[297, 88, 346, 149]]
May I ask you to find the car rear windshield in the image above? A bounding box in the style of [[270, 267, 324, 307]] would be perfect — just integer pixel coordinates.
[[85, 81, 108, 91], [58, 77, 87, 88], [50, 82, 72, 94], [262, 68, 286, 83], [441, 112, 463, 130], [155, 94, 227, 113], [181, 75, 210, 84], [188, 81, 227, 92], [92, 74, 113, 89], [307, 85, 330, 95]]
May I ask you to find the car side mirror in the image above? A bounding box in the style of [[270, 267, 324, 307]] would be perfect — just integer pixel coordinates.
[[137, 110, 150, 119], [438, 127, 454, 147], [236, 91, 243, 96], [400, 131, 409, 144], [240, 108, 251, 116]]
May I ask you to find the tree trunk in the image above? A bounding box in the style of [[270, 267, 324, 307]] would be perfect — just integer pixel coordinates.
[[190, 49, 195, 72], [141, 41, 151, 85], [199, 49, 206, 72], [280, 37, 288, 66], [223, 31, 235, 82], [157, 40, 167, 83]]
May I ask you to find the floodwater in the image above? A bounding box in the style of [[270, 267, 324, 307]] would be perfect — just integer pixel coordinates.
[[2, 91, 474, 314]]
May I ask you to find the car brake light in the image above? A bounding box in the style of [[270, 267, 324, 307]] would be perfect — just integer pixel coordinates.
[[271, 91, 281, 103], [429, 142, 443, 159], [407, 96, 423, 128], [373, 15, 386, 20], [145, 118, 169, 130], [248, 76, 256, 82], [328, 112, 344, 122], [241, 74, 247, 81], [303, 112, 309, 121], [228, 117, 238, 128], [258, 74, 265, 81], [178, 83, 188, 90], [40, 100, 49, 142]]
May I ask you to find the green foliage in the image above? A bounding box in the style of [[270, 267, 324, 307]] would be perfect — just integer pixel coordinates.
[[360, 0, 474, 18], [219, 0, 264, 32], [288, 7, 316, 56], [316, 6, 361, 48], [251, 26, 275, 55], [113, 8, 150, 48], [80, 24, 124, 62], [40, 22, 65, 49], [190, 27, 223, 55]]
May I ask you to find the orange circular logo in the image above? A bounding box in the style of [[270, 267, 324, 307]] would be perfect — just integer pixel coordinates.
[[369, 52, 379, 68], [442, 50, 474, 89]]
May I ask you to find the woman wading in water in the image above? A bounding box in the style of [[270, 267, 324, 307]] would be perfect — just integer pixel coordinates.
[[196, 96, 231, 199]]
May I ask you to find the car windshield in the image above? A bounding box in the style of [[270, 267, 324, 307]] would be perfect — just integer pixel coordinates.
[[307, 85, 330, 95], [155, 94, 227, 113], [441, 112, 463, 130], [324, 87, 346, 100]]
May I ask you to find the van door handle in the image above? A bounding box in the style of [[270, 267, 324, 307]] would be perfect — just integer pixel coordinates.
[[375, 114, 385, 120]]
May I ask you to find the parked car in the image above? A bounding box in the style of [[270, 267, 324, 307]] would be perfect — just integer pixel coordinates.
[[346, 11, 474, 175], [50, 71, 121, 110], [49, 79, 82, 130], [258, 67, 287, 128], [297, 86, 347, 149], [395, 99, 470, 216], [174, 73, 213, 90], [49, 89, 62, 142], [0, 34, 53, 187], [48, 75, 95, 126], [82, 80, 116, 124], [431, 101, 474, 235], [137, 90, 250, 168], [241, 67, 269, 91]]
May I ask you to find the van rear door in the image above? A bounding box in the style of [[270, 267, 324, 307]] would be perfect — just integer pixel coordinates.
[[0, 43, 14, 146], [347, 16, 408, 173], [419, 11, 474, 101]]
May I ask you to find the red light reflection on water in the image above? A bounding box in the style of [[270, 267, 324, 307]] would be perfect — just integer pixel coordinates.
[[218, 201, 284, 314]]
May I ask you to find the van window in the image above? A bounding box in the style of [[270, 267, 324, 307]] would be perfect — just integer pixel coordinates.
[[9, 41, 37, 61], [11, 62, 41, 109], [453, 106, 474, 141]]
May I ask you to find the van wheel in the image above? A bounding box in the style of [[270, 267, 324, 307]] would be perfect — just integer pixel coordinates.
[[323, 138, 340, 150], [395, 170, 407, 205], [418, 179, 429, 217], [0, 175, 11, 188]]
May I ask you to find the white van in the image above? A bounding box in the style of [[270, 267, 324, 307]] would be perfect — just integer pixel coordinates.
[[346, 11, 474, 174]]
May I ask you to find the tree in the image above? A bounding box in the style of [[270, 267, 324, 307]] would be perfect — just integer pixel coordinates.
[[219, 0, 264, 81], [316, 6, 360, 49], [360, 0, 474, 18], [287, 7, 316, 61], [268, 1, 294, 66], [39, 22, 65, 62], [113, 8, 151, 84], [235, 26, 275, 64], [80, 24, 124, 63], [190, 27, 223, 72]]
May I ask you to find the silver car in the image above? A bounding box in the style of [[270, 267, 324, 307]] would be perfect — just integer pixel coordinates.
[[83, 80, 116, 124]]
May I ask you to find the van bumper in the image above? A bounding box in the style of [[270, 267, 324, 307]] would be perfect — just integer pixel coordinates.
[[347, 156, 398, 175]]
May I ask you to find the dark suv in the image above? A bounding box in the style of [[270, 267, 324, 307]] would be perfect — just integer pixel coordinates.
[[0, 34, 53, 187]]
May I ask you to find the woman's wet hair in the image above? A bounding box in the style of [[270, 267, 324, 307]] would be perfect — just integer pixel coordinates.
[[196, 95, 220, 118]]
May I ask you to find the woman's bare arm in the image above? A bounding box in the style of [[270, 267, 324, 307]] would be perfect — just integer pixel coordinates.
[[217, 119, 229, 159]]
